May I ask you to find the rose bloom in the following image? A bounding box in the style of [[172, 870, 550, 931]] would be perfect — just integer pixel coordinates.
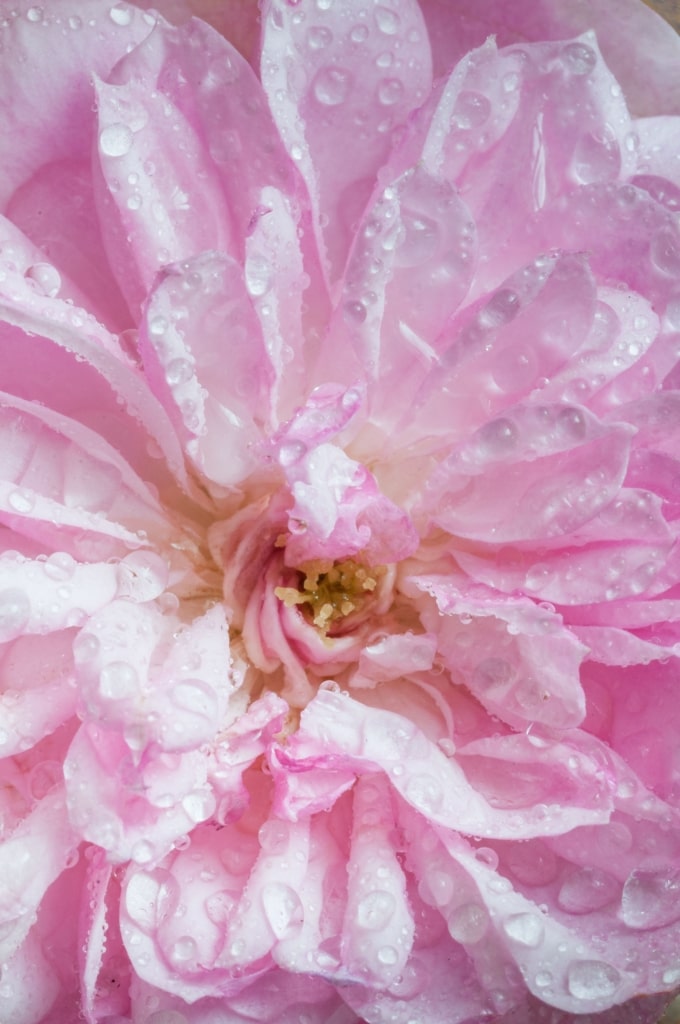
[[4, 0, 680, 1021]]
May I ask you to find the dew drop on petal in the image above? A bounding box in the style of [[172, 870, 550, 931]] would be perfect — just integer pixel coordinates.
[[377, 945, 399, 965], [307, 25, 332, 49], [620, 868, 680, 929], [452, 91, 491, 130], [374, 5, 400, 34], [312, 66, 352, 106], [170, 935, 197, 963], [377, 78, 404, 106], [99, 123, 134, 158], [261, 882, 304, 939], [447, 902, 488, 944], [557, 867, 620, 915], [650, 227, 680, 277], [44, 552, 76, 581], [0, 588, 31, 642], [562, 41, 597, 76], [109, 3, 132, 25], [26, 6, 43, 21], [25, 263, 61, 298], [567, 960, 621, 1001], [503, 912, 545, 948], [99, 661, 139, 701], [356, 889, 396, 930], [8, 489, 35, 514]]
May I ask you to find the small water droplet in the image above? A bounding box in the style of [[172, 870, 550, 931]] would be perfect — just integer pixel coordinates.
[[109, 2, 132, 25], [245, 254, 273, 297], [44, 552, 76, 581], [651, 226, 680, 277], [26, 6, 43, 22], [170, 935, 197, 963], [377, 944, 399, 965]]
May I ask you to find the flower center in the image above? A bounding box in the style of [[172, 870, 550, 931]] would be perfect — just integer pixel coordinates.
[[275, 557, 386, 634]]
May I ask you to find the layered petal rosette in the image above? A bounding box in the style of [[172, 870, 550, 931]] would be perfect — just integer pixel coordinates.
[[1, 0, 680, 1022]]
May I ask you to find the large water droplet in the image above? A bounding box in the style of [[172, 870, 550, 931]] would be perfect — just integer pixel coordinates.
[[25, 262, 61, 298], [404, 773, 444, 813], [567, 960, 620, 1001], [452, 91, 491, 130], [117, 550, 169, 602], [99, 123, 134, 158], [99, 661, 139, 701], [125, 868, 178, 932], [261, 882, 303, 939], [0, 588, 31, 643], [109, 2, 132, 25], [447, 902, 488, 944], [503, 912, 544, 948], [356, 889, 396, 930], [245, 255, 273, 297], [374, 5, 400, 34], [621, 867, 680, 929], [44, 551, 76, 581], [571, 132, 620, 184], [312, 66, 352, 106], [170, 935, 197, 963], [307, 25, 332, 49], [377, 77, 404, 106], [651, 227, 680, 277], [558, 867, 620, 915], [562, 41, 597, 76]]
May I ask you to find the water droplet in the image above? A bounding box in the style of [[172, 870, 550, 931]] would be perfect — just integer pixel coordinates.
[[68, 14, 82, 28], [388, 956, 429, 998], [312, 66, 352, 106], [307, 25, 332, 49], [503, 912, 544, 948], [131, 840, 155, 864], [26, 6, 43, 21], [99, 661, 138, 700], [375, 5, 399, 34], [0, 588, 31, 642], [181, 789, 215, 823], [562, 41, 597, 76], [377, 944, 399, 965], [258, 819, 289, 854], [8, 489, 35, 514], [397, 210, 439, 266], [377, 77, 404, 106], [148, 316, 168, 338], [476, 419, 518, 457], [480, 288, 520, 327], [427, 869, 454, 907], [343, 299, 367, 323], [169, 679, 218, 722], [350, 23, 369, 43], [109, 2, 132, 25], [261, 882, 303, 939], [124, 868, 179, 932], [452, 91, 491, 130], [170, 935, 197, 962], [99, 123, 134, 158], [447, 902, 488, 944], [404, 773, 444, 813], [651, 226, 680, 277], [567, 960, 620, 1001], [44, 551, 76, 581], [165, 358, 193, 387], [356, 889, 396, 930], [25, 262, 61, 297], [245, 254, 273, 297], [279, 440, 307, 467], [558, 867, 620, 914], [571, 132, 620, 184], [621, 867, 680, 929], [557, 406, 587, 439]]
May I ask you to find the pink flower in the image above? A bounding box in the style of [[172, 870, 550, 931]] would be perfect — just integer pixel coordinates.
[[2, 0, 680, 1021]]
